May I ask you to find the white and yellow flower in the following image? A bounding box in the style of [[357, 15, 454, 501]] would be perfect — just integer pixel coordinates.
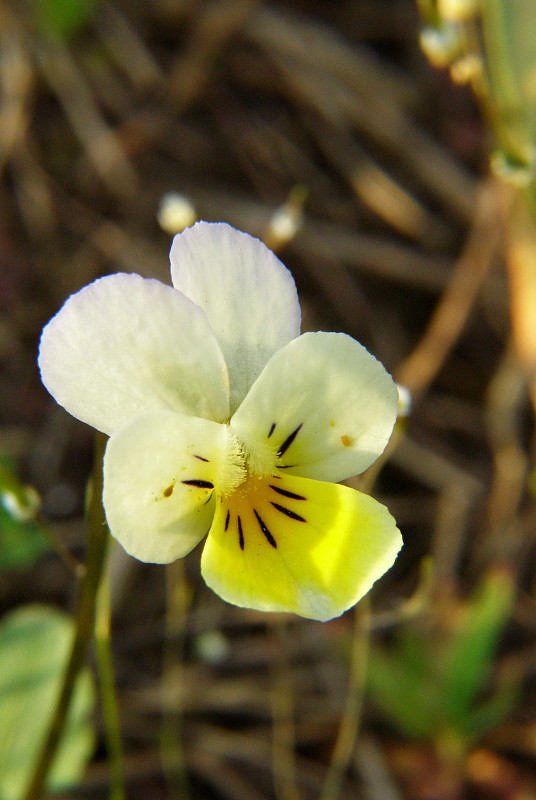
[[39, 222, 402, 621]]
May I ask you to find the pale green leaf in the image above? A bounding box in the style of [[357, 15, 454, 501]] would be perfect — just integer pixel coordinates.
[[368, 631, 441, 740], [0, 605, 95, 800], [440, 569, 514, 727]]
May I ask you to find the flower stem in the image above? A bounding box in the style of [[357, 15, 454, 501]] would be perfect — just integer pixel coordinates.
[[95, 554, 125, 800], [24, 432, 110, 800], [319, 597, 371, 800]]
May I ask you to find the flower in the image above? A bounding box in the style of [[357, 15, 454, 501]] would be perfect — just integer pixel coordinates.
[[39, 222, 402, 621]]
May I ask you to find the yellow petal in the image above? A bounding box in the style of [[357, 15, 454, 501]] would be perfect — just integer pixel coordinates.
[[201, 474, 402, 621]]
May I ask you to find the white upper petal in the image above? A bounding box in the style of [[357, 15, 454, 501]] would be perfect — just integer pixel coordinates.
[[230, 332, 398, 483], [170, 222, 301, 413], [39, 273, 230, 435], [103, 410, 228, 563]]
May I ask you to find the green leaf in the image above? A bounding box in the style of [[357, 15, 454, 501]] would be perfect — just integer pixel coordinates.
[[34, 0, 97, 40], [463, 678, 519, 739], [368, 629, 441, 740], [0, 605, 95, 800], [439, 569, 514, 729], [481, 0, 536, 173]]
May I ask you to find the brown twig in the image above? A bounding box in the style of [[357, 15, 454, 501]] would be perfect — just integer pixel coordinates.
[[396, 179, 505, 398]]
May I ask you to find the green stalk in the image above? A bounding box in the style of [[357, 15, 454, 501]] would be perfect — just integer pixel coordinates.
[[95, 558, 125, 800], [24, 432, 110, 800], [480, 0, 532, 168]]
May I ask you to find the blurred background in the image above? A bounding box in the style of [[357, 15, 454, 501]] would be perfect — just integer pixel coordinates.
[[1, 1, 536, 798]]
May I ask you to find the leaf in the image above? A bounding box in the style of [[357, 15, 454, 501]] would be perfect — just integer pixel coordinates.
[[480, 0, 536, 171], [463, 678, 519, 740], [34, 0, 97, 40], [368, 629, 441, 740], [0, 605, 95, 800], [439, 569, 514, 729]]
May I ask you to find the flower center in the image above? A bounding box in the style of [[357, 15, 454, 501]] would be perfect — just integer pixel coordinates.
[[218, 471, 308, 553], [214, 428, 279, 497]]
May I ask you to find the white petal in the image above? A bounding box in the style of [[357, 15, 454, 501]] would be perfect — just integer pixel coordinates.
[[39, 273, 229, 434], [170, 222, 301, 413], [231, 332, 398, 483], [103, 410, 229, 563]]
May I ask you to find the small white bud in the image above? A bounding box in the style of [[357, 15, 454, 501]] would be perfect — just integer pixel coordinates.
[[396, 384, 412, 418], [264, 186, 307, 250], [269, 206, 302, 245], [419, 24, 462, 68], [195, 630, 230, 664], [1, 485, 41, 522], [157, 193, 196, 234]]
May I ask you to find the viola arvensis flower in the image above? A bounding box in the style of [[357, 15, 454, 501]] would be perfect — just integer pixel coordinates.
[[39, 222, 402, 621]]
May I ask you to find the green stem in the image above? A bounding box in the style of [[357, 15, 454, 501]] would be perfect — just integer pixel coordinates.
[[95, 556, 125, 800], [319, 597, 371, 800], [24, 432, 110, 800]]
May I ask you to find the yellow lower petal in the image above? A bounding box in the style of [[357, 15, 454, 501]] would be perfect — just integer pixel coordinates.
[[201, 474, 402, 621]]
